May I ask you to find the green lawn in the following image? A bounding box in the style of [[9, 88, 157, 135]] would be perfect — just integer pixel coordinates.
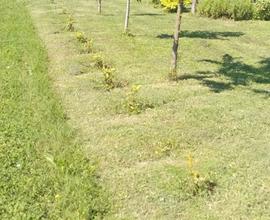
[[3, 0, 270, 219], [0, 1, 107, 219]]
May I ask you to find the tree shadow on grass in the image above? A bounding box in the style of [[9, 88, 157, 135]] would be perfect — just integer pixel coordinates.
[[133, 13, 165, 16], [178, 54, 270, 93], [157, 31, 244, 40], [252, 89, 270, 98]]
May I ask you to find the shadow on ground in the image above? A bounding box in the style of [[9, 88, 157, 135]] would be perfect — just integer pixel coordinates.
[[133, 13, 165, 16], [178, 54, 270, 93], [157, 31, 244, 40]]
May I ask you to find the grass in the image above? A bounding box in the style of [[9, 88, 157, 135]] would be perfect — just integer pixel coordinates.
[[14, 0, 270, 219], [0, 1, 107, 219]]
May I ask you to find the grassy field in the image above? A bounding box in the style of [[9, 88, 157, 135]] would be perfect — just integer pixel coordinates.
[[0, 1, 107, 219], [6, 0, 270, 219]]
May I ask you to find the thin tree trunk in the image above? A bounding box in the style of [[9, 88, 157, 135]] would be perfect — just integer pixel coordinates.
[[180, 1, 184, 11], [191, 0, 197, 14], [124, 0, 131, 33], [170, 0, 183, 79], [97, 0, 101, 14]]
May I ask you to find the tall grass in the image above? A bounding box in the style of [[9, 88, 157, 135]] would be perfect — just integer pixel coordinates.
[[0, 1, 107, 219], [198, 0, 254, 20]]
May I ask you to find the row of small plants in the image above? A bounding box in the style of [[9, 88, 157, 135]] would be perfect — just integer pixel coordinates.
[[66, 15, 153, 115]]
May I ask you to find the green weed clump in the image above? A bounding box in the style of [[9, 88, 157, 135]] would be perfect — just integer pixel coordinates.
[[124, 85, 144, 114], [154, 139, 176, 157], [75, 31, 88, 43], [123, 85, 154, 114], [198, 0, 254, 20], [0, 1, 108, 219], [186, 154, 216, 196], [93, 54, 105, 69], [102, 67, 116, 90], [91, 54, 122, 90], [254, 0, 270, 20], [75, 32, 94, 53]]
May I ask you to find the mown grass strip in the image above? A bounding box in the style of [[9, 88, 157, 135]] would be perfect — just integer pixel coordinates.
[[0, 1, 107, 219]]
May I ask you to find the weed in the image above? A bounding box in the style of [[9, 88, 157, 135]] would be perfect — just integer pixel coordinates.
[[84, 39, 94, 53], [155, 140, 176, 157], [186, 154, 216, 196], [102, 67, 116, 90], [74, 31, 93, 53], [93, 54, 105, 69], [124, 85, 155, 114], [126, 85, 142, 114], [124, 85, 144, 114], [65, 15, 75, 32], [76, 31, 88, 43]]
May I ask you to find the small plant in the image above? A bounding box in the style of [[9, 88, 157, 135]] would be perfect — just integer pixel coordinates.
[[123, 85, 154, 114], [124, 85, 143, 114], [186, 154, 216, 196], [75, 32, 88, 43], [65, 15, 75, 32], [83, 39, 94, 53], [102, 67, 116, 90], [154, 139, 176, 157], [93, 54, 105, 69]]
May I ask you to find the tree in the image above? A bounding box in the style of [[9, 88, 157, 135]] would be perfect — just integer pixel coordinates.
[[124, 0, 131, 32], [97, 0, 101, 14], [191, 0, 197, 14], [124, 0, 141, 33], [170, 0, 183, 79]]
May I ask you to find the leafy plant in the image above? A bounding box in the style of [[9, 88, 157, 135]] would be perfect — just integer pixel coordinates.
[[84, 39, 94, 53], [93, 54, 105, 69], [186, 154, 216, 195], [124, 85, 143, 114], [75, 31, 88, 43], [123, 85, 155, 114], [254, 0, 270, 20], [102, 67, 116, 90]]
